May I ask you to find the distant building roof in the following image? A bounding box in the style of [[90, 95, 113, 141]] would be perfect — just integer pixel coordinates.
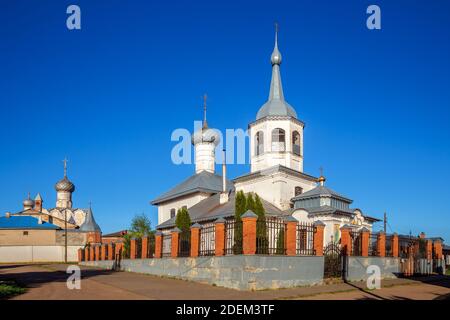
[[157, 191, 285, 229], [79, 208, 101, 232], [0, 215, 60, 230], [151, 170, 234, 205], [103, 230, 128, 238], [291, 185, 352, 203]]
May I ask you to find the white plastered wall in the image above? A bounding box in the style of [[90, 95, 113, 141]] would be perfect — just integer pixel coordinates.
[[157, 192, 210, 225]]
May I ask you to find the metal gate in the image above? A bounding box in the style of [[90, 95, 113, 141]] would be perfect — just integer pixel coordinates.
[[323, 242, 343, 278]]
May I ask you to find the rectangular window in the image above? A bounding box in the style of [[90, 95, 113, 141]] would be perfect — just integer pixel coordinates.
[[23, 231, 29, 236]]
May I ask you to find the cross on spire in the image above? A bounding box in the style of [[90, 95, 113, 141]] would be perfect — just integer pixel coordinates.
[[62, 158, 69, 177], [319, 166, 324, 177], [202, 93, 208, 129], [274, 22, 279, 47]]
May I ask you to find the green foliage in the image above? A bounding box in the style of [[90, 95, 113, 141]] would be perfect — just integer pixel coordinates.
[[123, 213, 154, 258], [233, 190, 247, 254], [0, 282, 26, 299], [175, 207, 191, 234], [246, 193, 256, 213], [253, 193, 268, 254]]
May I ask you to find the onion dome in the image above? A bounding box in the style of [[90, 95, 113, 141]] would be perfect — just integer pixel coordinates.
[[191, 94, 221, 146], [23, 193, 34, 208], [55, 176, 75, 193], [55, 158, 75, 192]]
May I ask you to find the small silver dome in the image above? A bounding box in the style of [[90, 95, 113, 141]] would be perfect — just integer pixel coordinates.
[[23, 198, 34, 207], [271, 47, 282, 65], [55, 176, 75, 193], [191, 127, 221, 146]]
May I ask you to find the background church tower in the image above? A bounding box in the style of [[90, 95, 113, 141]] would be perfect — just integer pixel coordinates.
[[249, 25, 305, 173], [191, 94, 220, 174], [54, 158, 75, 208]]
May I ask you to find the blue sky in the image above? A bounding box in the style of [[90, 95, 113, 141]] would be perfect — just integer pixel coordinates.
[[1, 0, 449, 241]]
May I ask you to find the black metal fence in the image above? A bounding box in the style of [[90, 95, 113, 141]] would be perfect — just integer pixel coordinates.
[[368, 233, 378, 256], [199, 224, 215, 256], [256, 217, 286, 255], [178, 231, 191, 257], [296, 222, 315, 255], [135, 238, 142, 259], [162, 233, 172, 257], [224, 218, 242, 255], [385, 235, 393, 257], [350, 231, 362, 256], [398, 236, 415, 258]]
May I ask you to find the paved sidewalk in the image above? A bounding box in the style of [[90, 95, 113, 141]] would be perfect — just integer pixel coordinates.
[[1, 263, 449, 300]]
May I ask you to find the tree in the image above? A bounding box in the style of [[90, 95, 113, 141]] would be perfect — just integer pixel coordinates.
[[276, 227, 285, 255], [175, 207, 191, 234], [252, 193, 268, 254], [233, 190, 246, 254], [123, 213, 154, 258]]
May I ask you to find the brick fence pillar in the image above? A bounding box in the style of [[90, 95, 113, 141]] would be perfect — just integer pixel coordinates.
[[84, 247, 89, 261], [130, 238, 137, 259], [101, 244, 107, 260], [360, 228, 370, 257], [190, 223, 201, 257], [340, 225, 352, 256], [284, 216, 298, 256], [392, 233, 399, 257], [154, 232, 163, 258], [433, 240, 443, 259], [215, 218, 226, 256], [426, 239, 433, 261], [171, 228, 181, 258], [377, 232, 386, 257], [108, 243, 115, 260], [78, 248, 84, 262], [141, 236, 149, 259], [90, 246, 95, 261], [313, 221, 325, 256], [242, 210, 257, 255]]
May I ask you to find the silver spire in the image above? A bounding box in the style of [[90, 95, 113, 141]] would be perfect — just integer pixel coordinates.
[[256, 24, 297, 120]]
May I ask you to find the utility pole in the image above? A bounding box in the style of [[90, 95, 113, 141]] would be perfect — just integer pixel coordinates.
[[64, 209, 68, 263], [384, 212, 387, 233]]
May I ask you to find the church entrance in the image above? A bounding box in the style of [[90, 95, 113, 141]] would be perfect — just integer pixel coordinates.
[[323, 242, 343, 279]]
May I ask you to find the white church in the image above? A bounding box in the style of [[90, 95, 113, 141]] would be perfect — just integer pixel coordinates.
[[152, 29, 379, 244]]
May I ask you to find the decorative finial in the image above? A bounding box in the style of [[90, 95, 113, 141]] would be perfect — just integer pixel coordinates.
[[271, 22, 282, 65], [27, 192, 31, 200], [62, 158, 68, 177], [88, 201, 92, 209], [202, 93, 208, 129], [318, 166, 326, 186]]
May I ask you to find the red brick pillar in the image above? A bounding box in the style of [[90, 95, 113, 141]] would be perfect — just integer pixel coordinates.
[[154, 232, 163, 258], [78, 248, 84, 262], [190, 223, 201, 257], [95, 245, 101, 261], [171, 228, 181, 258], [377, 232, 386, 257], [242, 211, 257, 255], [392, 233, 399, 258], [340, 225, 352, 256], [108, 243, 115, 260], [141, 236, 149, 259], [313, 221, 325, 256], [433, 240, 443, 259], [285, 216, 298, 256], [101, 244, 107, 260], [89, 246, 95, 261], [426, 239, 433, 261], [215, 218, 226, 256], [360, 228, 370, 257], [130, 238, 137, 259], [84, 247, 90, 261]]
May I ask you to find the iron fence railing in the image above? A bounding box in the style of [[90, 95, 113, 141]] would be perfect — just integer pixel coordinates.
[[368, 233, 378, 256], [199, 224, 215, 256], [350, 231, 362, 256], [178, 231, 191, 257], [256, 217, 286, 255], [224, 218, 242, 255], [162, 233, 172, 257], [296, 222, 315, 256]]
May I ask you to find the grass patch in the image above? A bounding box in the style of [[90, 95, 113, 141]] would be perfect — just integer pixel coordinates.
[[446, 268, 450, 276], [0, 281, 26, 299]]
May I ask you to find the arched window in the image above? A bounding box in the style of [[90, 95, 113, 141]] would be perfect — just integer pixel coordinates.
[[255, 131, 264, 156], [292, 131, 301, 156], [271, 128, 285, 151], [170, 208, 176, 219], [295, 186, 303, 196]]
